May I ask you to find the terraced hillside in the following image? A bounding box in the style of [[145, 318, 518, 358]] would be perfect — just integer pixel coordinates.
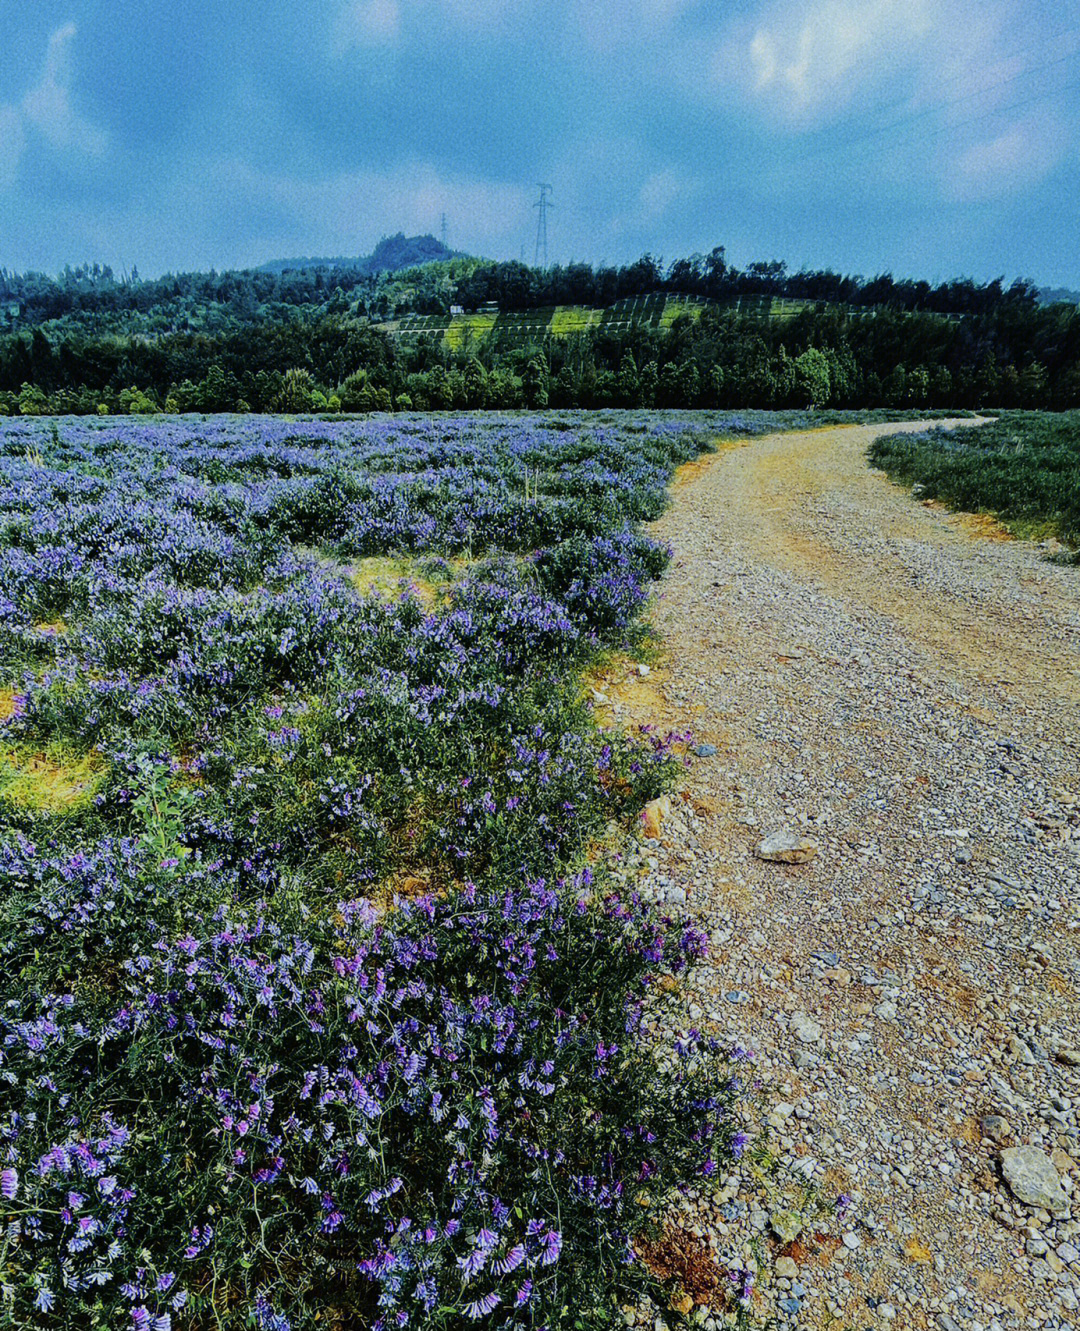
[[383, 292, 716, 349]]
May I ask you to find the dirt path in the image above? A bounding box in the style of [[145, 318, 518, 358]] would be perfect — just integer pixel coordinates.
[[612, 421, 1080, 1329]]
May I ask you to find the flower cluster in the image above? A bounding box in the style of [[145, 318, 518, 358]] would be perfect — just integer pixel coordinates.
[[0, 413, 745, 1328]]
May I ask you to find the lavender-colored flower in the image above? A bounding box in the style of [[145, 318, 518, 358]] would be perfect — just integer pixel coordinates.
[[463, 1291, 499, 1319]]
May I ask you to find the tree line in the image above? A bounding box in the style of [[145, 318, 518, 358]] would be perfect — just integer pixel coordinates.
[[0, 245, 1051, 330], [1, 247, 1077, 415]]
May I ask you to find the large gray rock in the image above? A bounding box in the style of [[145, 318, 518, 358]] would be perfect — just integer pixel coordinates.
[[756, 830, 818, 864], [1000, 1146, 1070, 1217], [770, 1209, 804, 1243], [792, 1012, 822, 1044]]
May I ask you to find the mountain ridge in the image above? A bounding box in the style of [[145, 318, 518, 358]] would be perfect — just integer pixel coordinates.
[[255, 232, 464, 275]]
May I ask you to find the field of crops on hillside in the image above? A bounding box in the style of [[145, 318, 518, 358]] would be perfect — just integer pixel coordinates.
[[389, 294, 712, 351], [869, 410, 1080, 554], [0, 410, 792, 1330]]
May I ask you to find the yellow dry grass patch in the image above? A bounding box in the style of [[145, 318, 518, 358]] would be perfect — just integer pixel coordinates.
[[34, 618, 67, 636], [671, 437, 749, 490], [581, 653, 688, 732], [950, 510, 1015, 543], [0, 689, 17, 723], [0, 743, 106, 814], [920, 498, 1015, 543], [350, 556, 442, 609]]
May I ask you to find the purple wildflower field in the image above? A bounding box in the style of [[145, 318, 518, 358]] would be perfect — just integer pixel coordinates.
[[0, 412, 767, 1330]]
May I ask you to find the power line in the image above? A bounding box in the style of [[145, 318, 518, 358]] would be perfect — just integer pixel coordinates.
[[534, 184, 553, 268], [849, 25, 1080, 129], [849, 41, 1080, 148], [880, 73, 1078, 153], [794, 64, 1080, 168]]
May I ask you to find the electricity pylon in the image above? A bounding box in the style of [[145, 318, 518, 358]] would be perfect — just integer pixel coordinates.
[[533, 184, 553, 268]]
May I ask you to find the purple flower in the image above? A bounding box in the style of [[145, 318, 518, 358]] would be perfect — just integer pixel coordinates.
[[0, 1168, 17, 1200], [463, 1292, 499, 1319]]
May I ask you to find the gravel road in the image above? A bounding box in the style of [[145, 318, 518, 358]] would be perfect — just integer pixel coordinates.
[[604, 420, 1080, 1329]]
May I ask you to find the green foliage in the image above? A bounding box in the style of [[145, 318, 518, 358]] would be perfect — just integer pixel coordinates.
[[17, 382, 49, 415], [280, 365, 316, 412], [870, 411, 1080, 549], [3, 244, 1079, 414], [522, 354, 549, 409], [0, 413, 743, 1328], [118, 384, 159, 414], [794, 347, 831, 407]]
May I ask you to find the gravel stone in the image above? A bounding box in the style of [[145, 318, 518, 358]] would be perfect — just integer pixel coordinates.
[[755, 830, 819, 863], [629, 420, 1080, 1329], [1000, 1147, 1071, 1218]]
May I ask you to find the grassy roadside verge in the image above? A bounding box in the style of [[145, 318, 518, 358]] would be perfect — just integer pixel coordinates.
[[868, 410, 1080, 559]]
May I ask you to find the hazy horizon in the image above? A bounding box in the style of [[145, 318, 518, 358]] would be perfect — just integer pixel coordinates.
[[1, 1, 1078, 286]]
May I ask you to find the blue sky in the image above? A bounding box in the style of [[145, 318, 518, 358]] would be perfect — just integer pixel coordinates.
[[1, 0, 1078, 284]]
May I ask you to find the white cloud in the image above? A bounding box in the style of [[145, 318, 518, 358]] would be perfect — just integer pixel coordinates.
[[712, 0, 1077, 201], [590, 0, 698, 46], [432, 0, 515, 29], [637, 0, 696, 21], [22, 23, 106, 156], [0, 104, 26, 188], [333, 0, 401, 51], [743, 0, 934, 117], [333, 0, 520, 50], [0, 23, 106, 187], [950, 116, 1066, 201]]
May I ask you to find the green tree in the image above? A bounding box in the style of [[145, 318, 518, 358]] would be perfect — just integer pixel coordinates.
[[447, 368, 467, 409], [280, 367, 315, 413], [907, 364, 930, 406], [119, 385, 158, 414], [426, 364, 454, 410], [658, 361, 681, 407], [794, 348, 831, 407], [883, 364, 908, 407], [973, 354, 999, 406], [522, 355, 549, 409], [463, 358, 487, 407], [339, 370, 371, 411], [640, 360, 658, 408], [18, 382, 49, 415], [1019, 360, 1048, 407], [677, 361, 701, 406], [616, 352, 641, 407], [772, 346, 796, 405], [486, 368, 522, 409], [930, 366, 953, 405]]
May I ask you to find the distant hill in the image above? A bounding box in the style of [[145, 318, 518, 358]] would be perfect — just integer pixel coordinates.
[[256, 233, 463, 276], [1038, 286, 1080, 306]]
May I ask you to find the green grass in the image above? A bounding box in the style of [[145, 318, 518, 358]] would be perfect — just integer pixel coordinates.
[[869, 410, 1080, 555], [386, 294, 721, 346], [550, 305, 603, 336], [658, 299, 705, 328], [0, 740, 107, 815], [442, 310, 497, 350]]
